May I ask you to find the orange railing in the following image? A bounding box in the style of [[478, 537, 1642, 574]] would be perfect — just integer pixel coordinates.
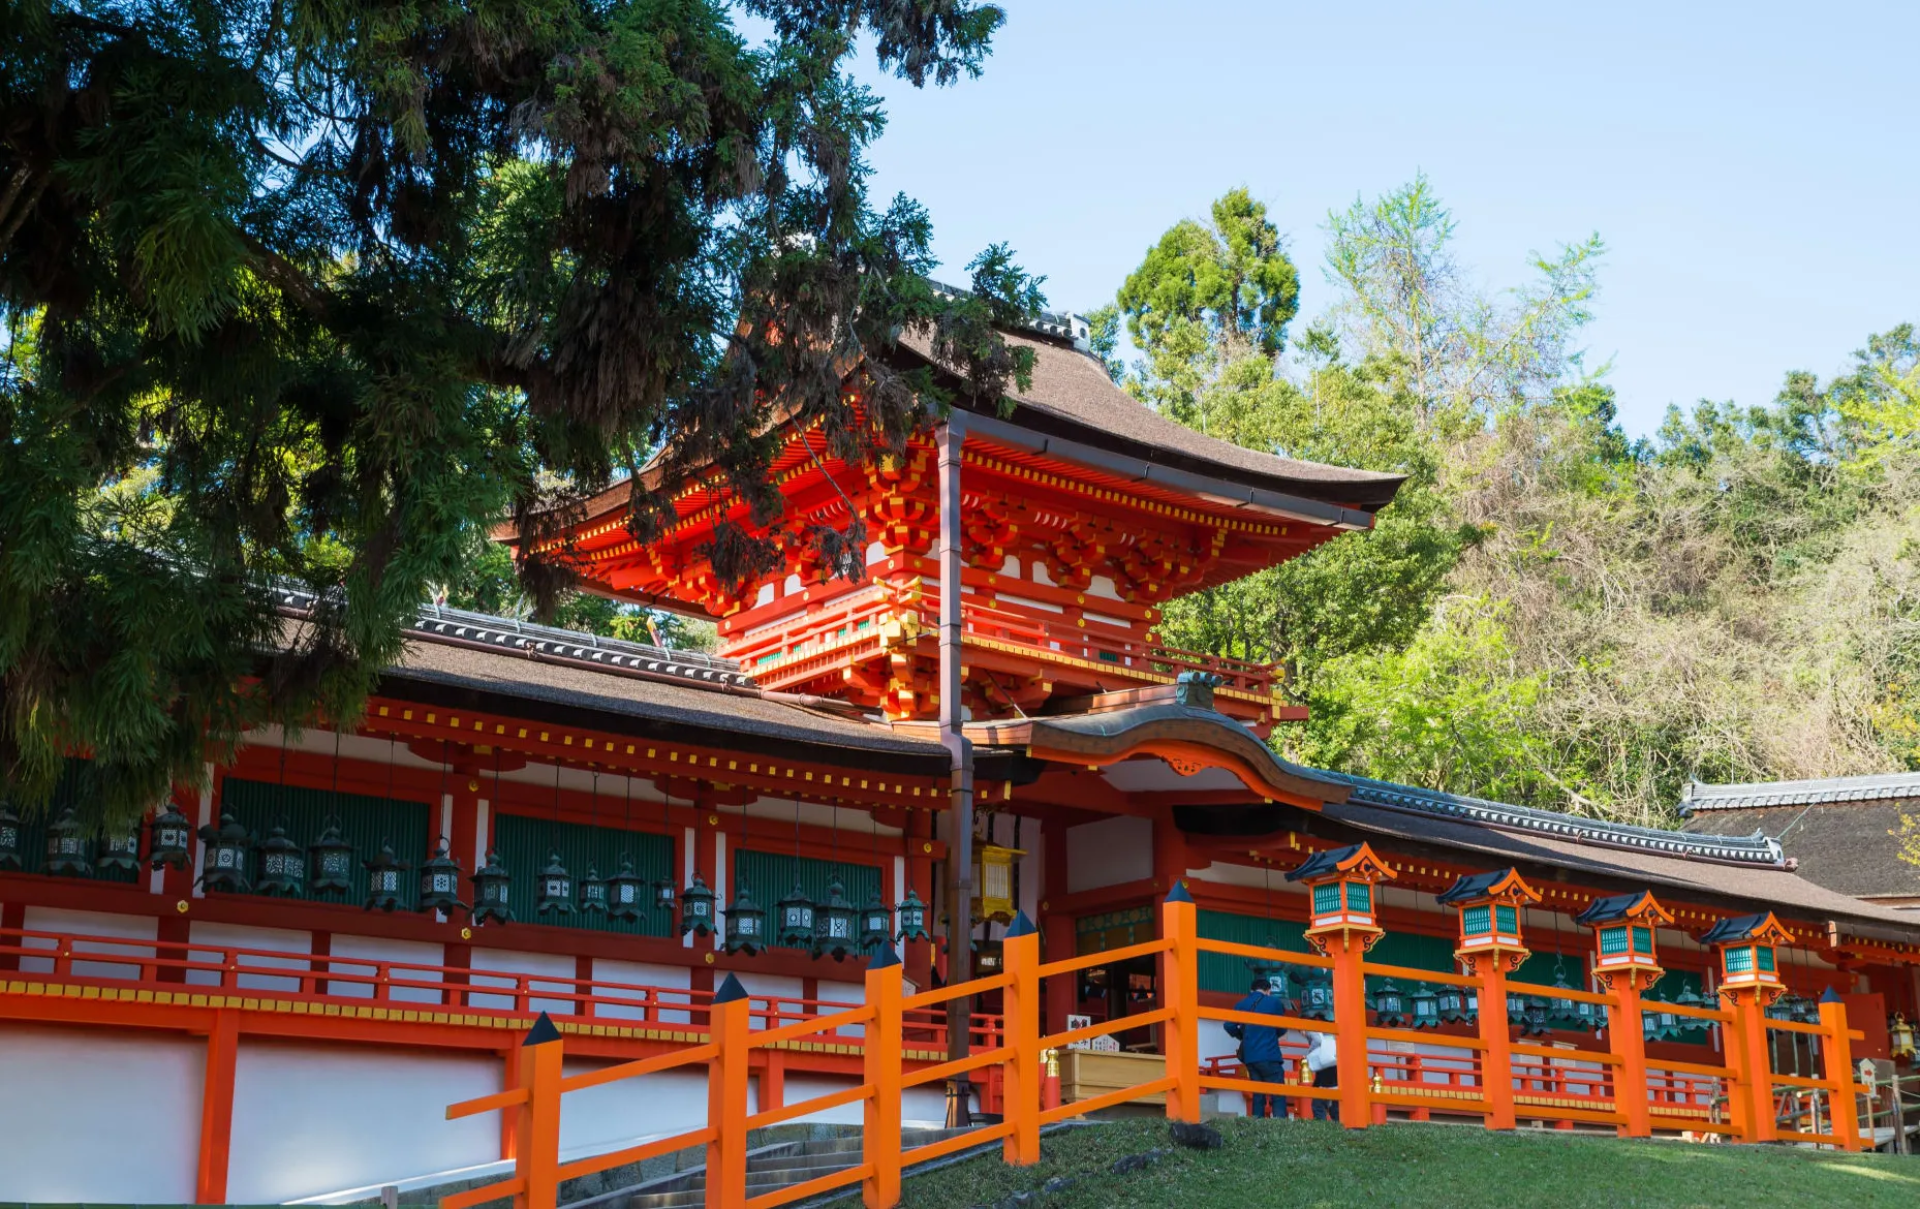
[[442, 892, 1873, 1209]]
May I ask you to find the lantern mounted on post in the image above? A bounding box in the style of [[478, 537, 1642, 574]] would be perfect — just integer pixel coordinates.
[[471, 848, 513, 925], [254, 823, 306, 897], [196, 812, 250, 892], [680, 873, 716, 937], [148, 802, 193, 870], [307, 818, 355, 896], [1436, 868, 1540, 976], [1285, 843, 1396, 955], [723, 880, 765, 955], [1575, 889, 1672, 1000], [1698, 912, 1793, 1003]]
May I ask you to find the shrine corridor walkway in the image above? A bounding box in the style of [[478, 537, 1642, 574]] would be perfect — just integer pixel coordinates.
[[881, 1117, 1920, 1209]]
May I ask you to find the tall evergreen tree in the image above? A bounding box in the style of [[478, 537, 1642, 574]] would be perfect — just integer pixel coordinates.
[[0, 0, 1040, 822]]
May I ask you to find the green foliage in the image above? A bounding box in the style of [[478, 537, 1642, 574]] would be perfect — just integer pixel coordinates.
[[0, 0, 1032, 821]]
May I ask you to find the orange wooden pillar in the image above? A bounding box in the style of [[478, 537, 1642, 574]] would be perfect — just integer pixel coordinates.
[[1329, 932, 1372, 1129], [513, 1016, 565, 1209], [1603, 976, 1653, 1137], [1818, 990, 1861, 1151], [1159, 886, 1202, 1125], [1727, 991, 1778, 1143], [863, 950, 905, 1208], [1474, 959, 1518, 1130], [707, 975, 753, 1209], [1001, 911, 1045, 1162], [195, 1009, 240, 1204]]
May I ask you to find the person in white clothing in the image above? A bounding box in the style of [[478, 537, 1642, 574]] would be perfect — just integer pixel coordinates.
[[1303, 1030, 1339, 1122]]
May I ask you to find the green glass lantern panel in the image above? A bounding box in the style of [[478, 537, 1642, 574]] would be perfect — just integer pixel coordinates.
[[1312, 884, 1340, 915], [1600, 926, 1629, 955], [1631, 926, 1653, 953], [1346, 882, 1372, 914], [1725, 946, 1754, 974], [1464, 905, 1492, 936], [1495, 904, 1519, 934], [1757, 945, 1776, 973]]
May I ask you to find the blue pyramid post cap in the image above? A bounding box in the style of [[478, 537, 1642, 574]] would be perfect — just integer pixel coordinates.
[[714, 972, 749, 1004], [523, 1012, 563, 1047], [1821, 987, 1844, 1004], [1165, 881, 1194, 905], [1005, 910, 1037, 938], [867, 944, 902, 970]]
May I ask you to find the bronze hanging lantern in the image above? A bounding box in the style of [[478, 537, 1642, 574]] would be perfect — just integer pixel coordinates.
[[307, 818, 355, 895], [417, 840, 467, 915], [0, 796, 23, 871], [724, 881, 765, 955], [196, 812, 249, 892], [858, 887, 894, 956], [254, 823, 306, 896], [45, 805, 94, 878], [148, 802, 193, 870], [606, 856, 645, 922], [814, 878, 858, 962], [680, 873, 716, 937], [363, 842, 408, 911], [577, 863, 609, 915], [536, 851, 574, 916], [896, 885, 932, 944], [776, 881, 817, 951], [98, 821, 142, 873], [471, 848, 513, 925]]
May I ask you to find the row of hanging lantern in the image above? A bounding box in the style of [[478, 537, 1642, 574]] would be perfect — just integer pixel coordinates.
[[0, 799, 155, 878]]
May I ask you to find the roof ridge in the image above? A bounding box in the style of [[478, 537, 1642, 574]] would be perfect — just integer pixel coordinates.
[[1681, 769, 1920, 812], [1315, 769, 1787, 868], [271, 587, 759, 693]]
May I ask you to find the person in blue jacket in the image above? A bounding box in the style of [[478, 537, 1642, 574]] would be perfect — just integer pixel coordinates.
[[1223, 976, 1290, 1118]]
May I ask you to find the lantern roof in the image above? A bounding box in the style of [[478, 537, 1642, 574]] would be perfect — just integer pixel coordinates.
[[1285, 842, 1395, 885], [1574, 889, 1674, 927], [1435, 867, 1540, 907], [1699, 911, 1794, 947]]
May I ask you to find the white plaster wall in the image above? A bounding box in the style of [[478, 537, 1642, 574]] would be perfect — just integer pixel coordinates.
[[1065, 816, 1152, 894], [736, 972, 804, 1030], [328, 934, 446, 1004], [471, 946, 579, 1015], [0, 1023, 202, 1203], [187, 920, 313, 993], [17, 907, 157, 980], [814, 978, 866, 1038], [593, 958, 693, 1025], [226, 1041, 498, 1204], [782, 1075, 863, 1125], [558, 1057, 723, 1158]]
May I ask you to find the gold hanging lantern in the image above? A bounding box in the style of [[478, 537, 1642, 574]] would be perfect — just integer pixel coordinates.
[[971, 844, 1025, 924]]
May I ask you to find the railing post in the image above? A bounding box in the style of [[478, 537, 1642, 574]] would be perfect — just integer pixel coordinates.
[[513, 1014, 564, 1209], [707, 975, 752, 1209], [1727, 990, 1777, 1143], [863, 950, 904, 1209], [1604, 977, 1652, 1137], [1330, 933, 1371, 1129], [1002, 911, 1045, 1161], [1818, 990, 1861, 1151], [1159, 886, 1201, 1125], [1473, 957, 1517, 1130]]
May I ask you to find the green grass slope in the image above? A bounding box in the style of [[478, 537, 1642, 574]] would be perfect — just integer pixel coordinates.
[[891, 1118, 1919, 1209]]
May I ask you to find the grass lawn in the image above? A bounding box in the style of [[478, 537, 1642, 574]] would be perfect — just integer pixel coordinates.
[[888, 1117, 1920, 1209]]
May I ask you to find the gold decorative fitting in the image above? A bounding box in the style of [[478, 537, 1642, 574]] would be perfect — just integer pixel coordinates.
[[460, 927, 472, 940], [704, 952, 715, 964], [176, 900, 189, 913]]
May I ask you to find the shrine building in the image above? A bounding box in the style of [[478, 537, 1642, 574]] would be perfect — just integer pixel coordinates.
[[3, 306, 1919, 1204]]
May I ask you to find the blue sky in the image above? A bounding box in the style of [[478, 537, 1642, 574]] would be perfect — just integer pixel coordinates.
[[852, 1, 1918, 436]]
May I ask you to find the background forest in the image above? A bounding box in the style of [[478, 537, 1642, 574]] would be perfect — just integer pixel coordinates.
[[1091, 179, 1920, 828]]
